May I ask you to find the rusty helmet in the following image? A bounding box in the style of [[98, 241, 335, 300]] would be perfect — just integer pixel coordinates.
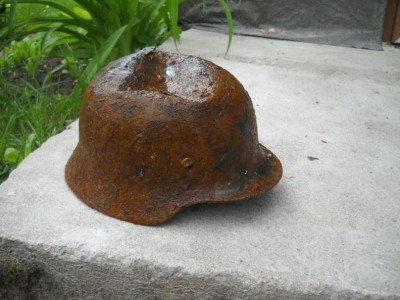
[[65, 48, 282, 226]]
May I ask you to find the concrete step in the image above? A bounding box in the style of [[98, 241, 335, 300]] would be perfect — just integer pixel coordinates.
[[1, 29, 399, 299]]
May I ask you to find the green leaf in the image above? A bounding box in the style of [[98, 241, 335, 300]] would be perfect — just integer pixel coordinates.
[[8, 0, 17, 29], [167, 0, 181, 49], [73, 6, 92, 20], [217, 0, 233, 56], [69, 24, 128, 98], [24, 133, 36, 157], [4, 148, 21, 164]]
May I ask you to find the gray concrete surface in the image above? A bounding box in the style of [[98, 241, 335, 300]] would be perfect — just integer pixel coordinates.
[[1, 29, 400, 299]]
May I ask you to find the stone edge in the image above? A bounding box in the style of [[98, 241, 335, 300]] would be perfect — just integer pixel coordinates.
[[1, 238, 395, 300]]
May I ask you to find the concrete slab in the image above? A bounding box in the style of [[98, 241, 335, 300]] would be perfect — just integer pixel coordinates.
[[1, 29, 400, 299]]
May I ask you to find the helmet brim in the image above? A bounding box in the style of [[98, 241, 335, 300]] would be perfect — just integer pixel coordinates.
[[66, 143, 282, 226]]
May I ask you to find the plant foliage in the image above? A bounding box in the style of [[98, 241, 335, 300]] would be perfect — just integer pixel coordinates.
[[0, 0, 234, 63]]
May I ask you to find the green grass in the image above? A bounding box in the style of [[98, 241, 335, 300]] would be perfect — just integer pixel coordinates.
[[0, 75, 81, 183], [0, 5, 80, 183]]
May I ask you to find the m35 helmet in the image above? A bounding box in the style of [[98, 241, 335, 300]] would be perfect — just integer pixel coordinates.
[[65, 48, 282, 225]]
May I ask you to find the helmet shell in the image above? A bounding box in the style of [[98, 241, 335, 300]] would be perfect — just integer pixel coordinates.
[[65, 48, 282, 225]]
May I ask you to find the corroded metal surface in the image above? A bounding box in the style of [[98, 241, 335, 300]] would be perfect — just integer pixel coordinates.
[[65, 48, 282, 226]]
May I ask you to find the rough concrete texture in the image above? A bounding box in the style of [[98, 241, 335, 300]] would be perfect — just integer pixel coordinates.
[[1, 29, 400, 299]]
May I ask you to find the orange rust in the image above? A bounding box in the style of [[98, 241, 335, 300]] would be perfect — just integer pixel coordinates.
[[65, 48, 282, 226]]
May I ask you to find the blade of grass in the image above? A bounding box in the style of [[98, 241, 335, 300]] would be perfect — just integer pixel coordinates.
[[167, 0, 180, 49], [218, 0, 233, 56], [7, 0, 17, 29], [69, 24, 128, 98], [4, 0, 85, 20]]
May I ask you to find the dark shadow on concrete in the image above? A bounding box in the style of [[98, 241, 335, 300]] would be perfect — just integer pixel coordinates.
[[165, 186, 287, 227]]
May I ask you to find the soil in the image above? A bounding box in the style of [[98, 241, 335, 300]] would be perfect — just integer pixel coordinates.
[[3, 57, 77, 96]]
